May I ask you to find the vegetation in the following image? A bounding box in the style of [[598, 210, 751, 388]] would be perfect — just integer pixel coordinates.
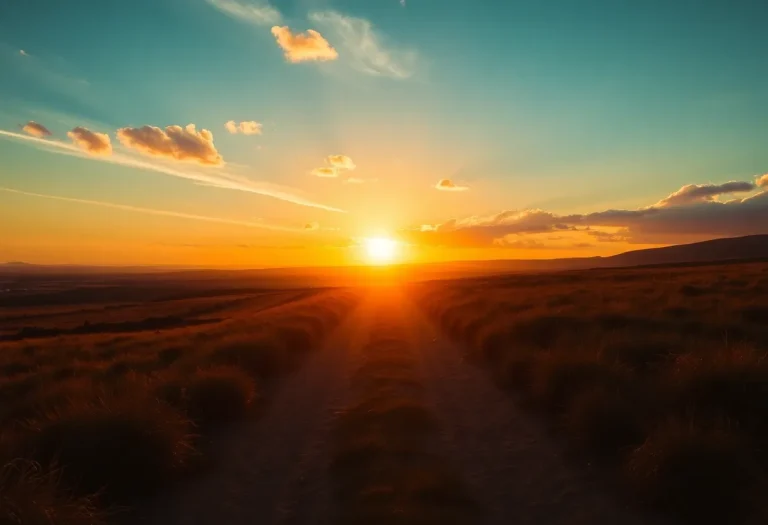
[[0, 285, 359, 522], [414, 260, 768, 524]]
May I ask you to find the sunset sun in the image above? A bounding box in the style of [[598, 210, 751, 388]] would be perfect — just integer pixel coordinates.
[[364, 237, 398, 265]]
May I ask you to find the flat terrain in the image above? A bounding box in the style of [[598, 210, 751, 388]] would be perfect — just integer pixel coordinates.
[[1, 260, 766, 524]]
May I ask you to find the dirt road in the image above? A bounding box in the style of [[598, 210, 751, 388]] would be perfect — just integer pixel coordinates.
[[138, 290, 660, 525]]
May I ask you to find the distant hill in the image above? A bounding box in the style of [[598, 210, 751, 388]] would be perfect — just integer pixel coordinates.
[[2, 235, 767, 283]]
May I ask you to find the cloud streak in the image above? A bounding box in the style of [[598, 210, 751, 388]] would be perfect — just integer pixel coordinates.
[[205, 0, 281, 26], [309, 11, 416, 78], [0, 129, 344, 212], [654, 181, 755, 207], [0, 187, 304, 232], [271, 26, 338, 63]]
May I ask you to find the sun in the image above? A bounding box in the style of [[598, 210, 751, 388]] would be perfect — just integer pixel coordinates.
[[363, 237, 398, 265]]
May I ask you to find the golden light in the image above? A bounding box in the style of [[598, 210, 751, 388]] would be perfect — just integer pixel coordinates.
[[363, 237, 398, 265]]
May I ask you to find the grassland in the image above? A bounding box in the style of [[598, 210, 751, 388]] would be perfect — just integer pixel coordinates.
[[0, 277, 359, 523], [414, 260, 768, 524]]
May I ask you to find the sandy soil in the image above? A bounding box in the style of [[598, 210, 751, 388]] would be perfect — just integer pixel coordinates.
[[137, 293, 662, 525]]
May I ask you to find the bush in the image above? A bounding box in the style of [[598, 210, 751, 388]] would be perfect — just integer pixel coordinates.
[[183, 367, 257, 428], [22, 391, 193, 504], [625, 421, 763, 524]]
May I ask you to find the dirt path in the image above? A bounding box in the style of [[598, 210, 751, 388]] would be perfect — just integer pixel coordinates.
[[403, 300, 662, 525], [136, 302, 372, 525], [138, 291, 660, 525]]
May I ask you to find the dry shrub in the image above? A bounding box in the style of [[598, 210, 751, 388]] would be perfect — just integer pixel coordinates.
[[183, 367, 257, 428], [21, 389, 194, 504], [625, 420, 763, 524]]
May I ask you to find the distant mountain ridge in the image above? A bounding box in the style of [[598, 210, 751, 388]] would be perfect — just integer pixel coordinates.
[[2, 234, 767, 278]]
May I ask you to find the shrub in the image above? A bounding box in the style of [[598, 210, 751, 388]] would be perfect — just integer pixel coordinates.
[[22, 391, 193, 504], [183, 367, 257, 428], [625, 420, 763, 524]]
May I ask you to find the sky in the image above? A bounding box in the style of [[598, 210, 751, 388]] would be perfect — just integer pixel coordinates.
[[1, 0, 767, 267]]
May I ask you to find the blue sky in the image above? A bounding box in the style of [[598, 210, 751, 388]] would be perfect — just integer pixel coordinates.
[[1, 0, 767, 266]]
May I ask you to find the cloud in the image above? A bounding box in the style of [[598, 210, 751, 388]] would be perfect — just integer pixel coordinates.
[[270, 26, 338, 63], [304, 221, 320, 231], [309, 11, 416, 78], [312, 167, 337, 178], [19, 49, 28, 57], [654, 181, 755, 207], [22, 121, 52, 138], [0, 129, 345, 212], [757, 174, 768, 188], [345, 177, 364, 184], [406, 180, 768, 248], [205, 0, 281, 26], [436, 179, 469, 191], [0, 187, 303, 232], [67, 126, 112, 156], [327, 154, 356, 170], [116, 124, 223, 166], [225, 120, 263, 135]]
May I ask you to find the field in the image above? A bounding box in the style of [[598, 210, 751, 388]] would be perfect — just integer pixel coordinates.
[[1, 260, 767, 524], [0, 274, 359, 523], [414, 260, 768, 524]]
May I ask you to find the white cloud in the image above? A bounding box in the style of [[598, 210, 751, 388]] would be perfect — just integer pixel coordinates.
[[19, 49, 28, 57], [67, 126, 112, 156], [116, 124, 223, 166], [271, 26, 338, 63], [309, 11, 416, 78], [225, 120, 263, 135], [205, 0, 281, 26]]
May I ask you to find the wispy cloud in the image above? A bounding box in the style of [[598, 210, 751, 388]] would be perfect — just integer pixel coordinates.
[[19, 49, 28, 57], [436, 179, 469, 191], [205, 0, 281, 26], [67, 126, 112, 156], [225, 120, 263, 135], [309, 11, 416, 78], [311, 154, 356, 178], [0, 129, 345, 212], [271, 26, 339, 63], [311, 167, 338, 178], [0, 187, 303, 232]]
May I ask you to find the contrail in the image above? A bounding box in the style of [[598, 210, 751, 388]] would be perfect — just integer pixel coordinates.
[[0, 129, 345, 213], [0, 186, 305, 232]]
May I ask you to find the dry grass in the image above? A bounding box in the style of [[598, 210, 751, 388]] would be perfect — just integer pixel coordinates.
[[413, 260, 768, 524], [0, 285, 359, 522]]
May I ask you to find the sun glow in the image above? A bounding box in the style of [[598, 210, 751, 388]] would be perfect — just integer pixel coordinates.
[[363, 237, 398, 265]]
